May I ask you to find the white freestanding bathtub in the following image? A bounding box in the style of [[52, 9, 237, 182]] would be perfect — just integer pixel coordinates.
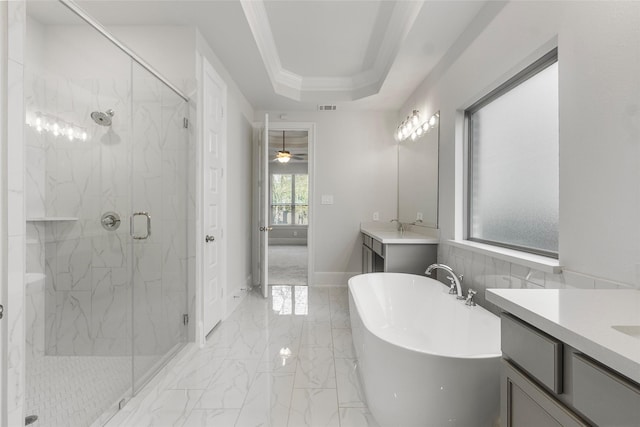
[[348, 273, 501, 427]]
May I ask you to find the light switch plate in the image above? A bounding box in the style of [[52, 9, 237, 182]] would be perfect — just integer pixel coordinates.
[[321, 195, 334, 205]]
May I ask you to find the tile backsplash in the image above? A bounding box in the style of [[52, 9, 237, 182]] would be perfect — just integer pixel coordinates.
[[437, 242, 636, 315]]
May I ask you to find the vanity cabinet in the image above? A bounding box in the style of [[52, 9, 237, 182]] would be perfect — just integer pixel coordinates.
[[500, 313, 640, 427], [502, 361, 587, 427], [361, 233, 436, 275]]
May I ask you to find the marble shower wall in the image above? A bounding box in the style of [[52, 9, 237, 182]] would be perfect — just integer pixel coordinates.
[[24, 46, 189, 358], [5, 1, 27, 424], [437, 242, 637, 314], [24, 75, 135, 356]]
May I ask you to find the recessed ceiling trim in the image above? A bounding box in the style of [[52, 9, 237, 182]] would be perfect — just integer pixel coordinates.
[[240, 0, 303, 100], [240, 0, 423, 103], [372, 1, 424, 83]]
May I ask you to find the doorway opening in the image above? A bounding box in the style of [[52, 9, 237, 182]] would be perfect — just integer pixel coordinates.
[[267, 129, 310, 286]]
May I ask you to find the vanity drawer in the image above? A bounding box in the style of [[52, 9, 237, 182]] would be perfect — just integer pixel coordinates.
[[501, 314, 563, 393], [371, 238, 384, 257], [363, 234, 373, 249], [502, 360, 588, 427], [572, 352, 640, 426]]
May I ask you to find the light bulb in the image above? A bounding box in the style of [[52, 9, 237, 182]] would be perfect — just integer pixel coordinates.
[[397, 130, 403, 140], [81, 131, 88, 141], [411, 132, 417, 141], [67, 128, 74, 141], [429, 115, 437, 126], [411, 110, 420, 125], [52, 123, 60, 136], [416, 127, 423, 136], [422, 123, 430, 132]]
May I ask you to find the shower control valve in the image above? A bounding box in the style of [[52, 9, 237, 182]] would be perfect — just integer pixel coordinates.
[[101, 212, 121, 231]]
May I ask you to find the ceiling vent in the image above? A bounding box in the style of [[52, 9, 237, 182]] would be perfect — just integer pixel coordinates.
[[317, 105, 337, 111]]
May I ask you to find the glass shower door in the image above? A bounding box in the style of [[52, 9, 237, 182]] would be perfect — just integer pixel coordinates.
[[131, 62, 189, 391], [24, 2, 137, 424]]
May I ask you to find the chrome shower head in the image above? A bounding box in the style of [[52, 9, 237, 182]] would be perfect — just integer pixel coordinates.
[[91, 109, 114, 126]]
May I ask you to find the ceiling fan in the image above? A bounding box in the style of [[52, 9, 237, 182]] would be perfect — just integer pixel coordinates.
[[273, 130, 306, 163]]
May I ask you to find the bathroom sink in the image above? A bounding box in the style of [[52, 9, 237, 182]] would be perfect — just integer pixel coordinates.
[[611, 325, 640, 340]]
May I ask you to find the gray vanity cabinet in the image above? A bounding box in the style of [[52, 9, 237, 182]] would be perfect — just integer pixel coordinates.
[[500, 313, 640, 427], [571, 353, 640, 426], [361, 233, 436, 275], [502, 361, 588, 427]]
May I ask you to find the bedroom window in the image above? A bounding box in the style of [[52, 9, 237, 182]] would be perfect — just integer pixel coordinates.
[[270, 173, 308, 225]]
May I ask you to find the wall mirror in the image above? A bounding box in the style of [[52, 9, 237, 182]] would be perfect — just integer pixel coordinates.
[[398, 112, 439, 228]]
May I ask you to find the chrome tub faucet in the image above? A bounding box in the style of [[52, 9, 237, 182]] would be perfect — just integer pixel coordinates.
[[425, 264, 464, 300]]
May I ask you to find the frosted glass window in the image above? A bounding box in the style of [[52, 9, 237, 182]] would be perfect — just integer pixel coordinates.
[[467, 53, 558, 256]]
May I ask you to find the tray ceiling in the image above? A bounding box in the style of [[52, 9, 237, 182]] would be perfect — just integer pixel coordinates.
[[38, 0, 495, 110], [241, 0, 423, 102]]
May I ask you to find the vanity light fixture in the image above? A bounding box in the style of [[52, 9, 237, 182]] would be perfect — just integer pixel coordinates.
[[26, 111, 89, 142], [395, 110, 439, 142]]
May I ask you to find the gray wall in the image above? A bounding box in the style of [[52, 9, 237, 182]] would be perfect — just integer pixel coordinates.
[[401, 1, 640, 310]]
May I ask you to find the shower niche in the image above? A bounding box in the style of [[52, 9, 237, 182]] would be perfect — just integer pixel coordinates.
[[24, 2, 191, 425]]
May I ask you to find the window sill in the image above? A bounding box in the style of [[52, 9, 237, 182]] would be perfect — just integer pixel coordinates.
[[446, 239, 562, 274]]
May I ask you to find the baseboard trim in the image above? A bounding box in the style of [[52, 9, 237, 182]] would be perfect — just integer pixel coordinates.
[[224, 275, 253, 320]]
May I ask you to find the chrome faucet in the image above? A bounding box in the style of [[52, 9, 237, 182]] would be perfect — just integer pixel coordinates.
[[425, 264, 464, 299], [390, 219, 404, 234], [465, 289, 477, 306]]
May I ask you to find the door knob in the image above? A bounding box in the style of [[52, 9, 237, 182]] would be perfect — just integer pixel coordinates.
[[205, 235, 215, 242]]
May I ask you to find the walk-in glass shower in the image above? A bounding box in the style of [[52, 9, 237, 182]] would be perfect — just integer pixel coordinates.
[[24, 2, 189, 425]]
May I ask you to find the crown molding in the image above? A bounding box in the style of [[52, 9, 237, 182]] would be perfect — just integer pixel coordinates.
[[241, 0, 423, 102]]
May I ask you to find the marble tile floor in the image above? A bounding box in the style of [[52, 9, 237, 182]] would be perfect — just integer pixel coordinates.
[[106, 285, 380, 427]]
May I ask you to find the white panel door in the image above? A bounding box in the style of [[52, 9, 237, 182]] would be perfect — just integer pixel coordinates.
[[202, 59, 226, 336], [260, 114, 270, 298]]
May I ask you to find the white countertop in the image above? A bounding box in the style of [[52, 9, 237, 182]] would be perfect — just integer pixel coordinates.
[[486, 288, 640, 384], [360, 224, 439, 244]]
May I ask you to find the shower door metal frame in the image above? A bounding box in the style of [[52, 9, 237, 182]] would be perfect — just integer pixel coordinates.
[[57, 0, 189, 103]]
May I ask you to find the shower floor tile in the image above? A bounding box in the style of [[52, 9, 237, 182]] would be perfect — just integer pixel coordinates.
[[25, 355, 154, 427]]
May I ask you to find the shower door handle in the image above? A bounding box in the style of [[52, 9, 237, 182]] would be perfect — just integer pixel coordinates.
[[130, 212, 151, 240]]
